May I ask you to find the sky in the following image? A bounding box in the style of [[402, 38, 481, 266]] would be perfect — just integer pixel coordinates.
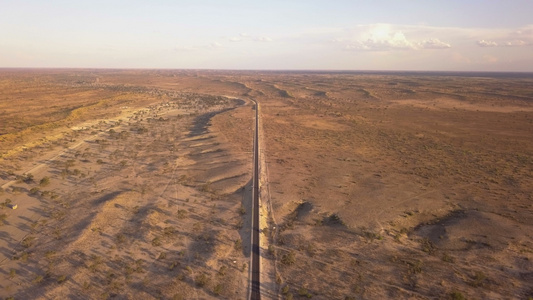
[[1, 0, 533, 71]]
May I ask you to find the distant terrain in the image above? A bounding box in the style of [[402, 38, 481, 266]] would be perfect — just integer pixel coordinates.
[[1, 69, 532, 299]]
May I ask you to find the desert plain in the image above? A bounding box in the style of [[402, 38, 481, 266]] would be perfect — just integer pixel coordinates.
[[0, 69, 532, 300]]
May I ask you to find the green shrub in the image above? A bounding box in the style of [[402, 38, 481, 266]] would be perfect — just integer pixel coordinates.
[[218, 266, 227, 276], [234, 239, 242, 251], [23, 173, 34, 183], [195, 273, 209, 287], [21, 236, 35, 248], [285, 293, 293, 300], [32, 275, 44, 284], [282, 284, 290, 294], [213, 283, 223, 295], [177, 209, 188, 219], [449, 291, 466, 300], [115, 234, 126, 244], [469, 271, 487, 287], [298, 287, 312, 298], [152, 237, 162, 246], [57, 275, 67, 283], [281, 251, 296, 265]]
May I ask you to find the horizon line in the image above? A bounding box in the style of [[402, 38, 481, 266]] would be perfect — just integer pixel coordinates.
[[1, 67, 533, 75]]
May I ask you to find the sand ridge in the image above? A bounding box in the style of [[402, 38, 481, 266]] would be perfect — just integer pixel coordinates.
[[0, 86, 255, 299]]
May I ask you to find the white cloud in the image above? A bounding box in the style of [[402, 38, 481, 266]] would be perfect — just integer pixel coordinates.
[[344, 38, 412, 51], [343, 25, 415, 51], [342, 25, 450, 51], [174, 46, 198, 52], [253, 36, 272, 42], [174, 41, 223, 51], [418, 38, 451, 49], [228, 34, 272, 43], [171, 23, 533, 71], [477, 39, 530, 47], [503, 40, 527, 46], [206, 42, 223, 49], [477, 40, 498, 47], [476, 25, 533, 47], [509, 25, 533, 41]]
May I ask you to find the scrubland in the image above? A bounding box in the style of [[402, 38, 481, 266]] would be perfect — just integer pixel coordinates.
[[1, 69, 532, 299]]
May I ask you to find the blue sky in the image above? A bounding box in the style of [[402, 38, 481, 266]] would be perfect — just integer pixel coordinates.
[[1, 0, 533, 71]]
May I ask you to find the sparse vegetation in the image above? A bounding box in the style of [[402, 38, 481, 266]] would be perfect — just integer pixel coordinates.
[[298, 287, 312, 298], [199, 181, 212, 193], [449, 291, 466, 300], [11, 186, 24, 194], [29, 187, 40, 195], [268, 244, 276, 256], [0, 70, 530, 299], [23, 173, 34, 183], [218, 265, 227, 276], [281, 251, 296, 266], [177, 209, 188, 219], [407, 260, 423, 274], [285, 293, 294, 300], [238, 204, 246, 215], [420, 238, 437, 254], [442, 252, 455, 263], [195, 273, 209, 287], [282, 284, 290, 294], [234, 239, 242, 251], [21, 236, 35, 248], [32, 275, 44, 284], [168, 261, 179, 270], [469, 271, 487, 287], [115, 233, 127, 244], [152, 236, 162, 246], [57, 275, 67, 284], [39, 176, 51, 187], [213, 283, 223, 295]]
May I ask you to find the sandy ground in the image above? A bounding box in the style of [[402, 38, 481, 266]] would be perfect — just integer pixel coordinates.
[[245, 73, 533, 300], [0, 83, 255, 299], [1, 70, 532, 299]]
